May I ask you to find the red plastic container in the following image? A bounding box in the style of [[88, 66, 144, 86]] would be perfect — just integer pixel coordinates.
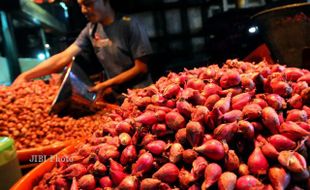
[[17, 141, 73, 164], [11, 144, 77, 190]]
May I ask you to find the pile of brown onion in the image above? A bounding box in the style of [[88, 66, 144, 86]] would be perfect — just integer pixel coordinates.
[[0, 74, 115, 150], [34, 60, 309, 190]]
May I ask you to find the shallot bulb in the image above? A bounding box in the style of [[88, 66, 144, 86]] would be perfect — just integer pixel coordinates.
[[213, 92, 232, 114], [218, 172, 237, 190], [120, 145, 137, 165], [269, 167, 290, 190], [183, 149, 199, 164], [151, 123, 168, 137], [201, 163, 222, 189], [268, 134, 296, 151], [135, 111, 158, 125], [119, 133, 132, 146], [213, 122, 238, 142], [238, 120, 255, 139], [205, 94, 221, 110], [176, 99, 193, 118], [99, 176, 113, 188], [186, 78, 205, 91], [117, 175, 139, 190], [78, 174, 96, 190], [175, 128, 187, 145], [279, 121, 310, 141], [232, 92, 253, 110], [165, 111, 186, 130], [284, 67, 304, 81], [238, 163, 249, 176], [140, 178, 161, 190], [220, 71, 241, 88], [288, 94, 303, 109], [265, 94, 286, 111], [235, 175, 263, 190], [270, 81, 292, 97], [186, 121, 204, 147], [262, 107, 280, 134], [220, 110, 243, 123], [203, 83, 222, 97], [169, 143, 184, 163], [152, 163, 179, 184], [194, 139, 225, 161], [116, 121, 133, 135], [145, 140, 166, 155], [191, 156, 208, 179], [178, 168, 195, 189], [163, 83, 180, 99], [261, 142, 279, 159], [242, 103, 262, 120], [225, 150, 240, 172], [286, 109, 308, 122], [247, 146, 269, 175], [62, 163, 87, 178], [191, 105, 209, 123], [132, 152, 154, 175], [278, 151, 307, 173]]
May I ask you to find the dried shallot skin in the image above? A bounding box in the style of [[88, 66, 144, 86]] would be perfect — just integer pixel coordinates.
[[22, 60, 310, 190]]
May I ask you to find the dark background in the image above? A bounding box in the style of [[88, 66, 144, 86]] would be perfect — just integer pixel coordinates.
[[1, 0, 308, 81]]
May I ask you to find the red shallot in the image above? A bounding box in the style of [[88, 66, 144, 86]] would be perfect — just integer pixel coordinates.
[[194, 139, 225, 161], [152, 163, 179, 184], [247, 146, 269, 175], [262, 107, 280, 134], [268, 167, 290, 190], [218, 172, 237, 190], [140, 178, 161, 190], [235, 175, 263, 190], [132, 152, 154, 175], [186, 121, 204, 147], [201, 163, 222, 189]]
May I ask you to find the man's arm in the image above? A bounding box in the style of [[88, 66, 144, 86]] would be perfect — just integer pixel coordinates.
[[13, 43, 81, 85], [89, 58, 148, 92]]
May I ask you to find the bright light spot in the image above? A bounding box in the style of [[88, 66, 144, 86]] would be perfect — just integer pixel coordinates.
[[45, 44, 50, 49], [248, 26, 258, 33], [37, 53, 46, 60], [32, 18, 39, 24], [59, 2, 68, 10], [59, 2, 69, 18]]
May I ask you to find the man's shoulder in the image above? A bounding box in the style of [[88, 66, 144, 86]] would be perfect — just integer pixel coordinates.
[[112, 15, 136, 30], [121, 16, 132, 22], [117, 15, 139, 25]]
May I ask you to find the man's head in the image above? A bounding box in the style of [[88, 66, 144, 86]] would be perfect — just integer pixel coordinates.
[[77, 0, 114, 23]]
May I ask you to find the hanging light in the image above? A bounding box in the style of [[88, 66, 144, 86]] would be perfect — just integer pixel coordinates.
[[37, 53, 46, 60]]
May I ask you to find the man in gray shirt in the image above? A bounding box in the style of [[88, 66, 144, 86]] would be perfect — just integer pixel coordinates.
[[13, 0, 153, 103]]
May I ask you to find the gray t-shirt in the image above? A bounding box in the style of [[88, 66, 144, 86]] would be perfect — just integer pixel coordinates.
[[74, 16, 153, 93]]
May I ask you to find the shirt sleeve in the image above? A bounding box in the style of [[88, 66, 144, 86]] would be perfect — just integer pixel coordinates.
[[128, 17, 153, 59], [74, 24, 91, 51]]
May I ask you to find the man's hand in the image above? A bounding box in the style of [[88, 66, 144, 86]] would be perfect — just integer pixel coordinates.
[[89, 81, 111, 92], [12, 74, 28, 86]]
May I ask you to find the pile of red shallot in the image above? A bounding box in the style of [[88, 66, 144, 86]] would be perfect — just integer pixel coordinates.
[[34, 59, 309, 190], [0, 75, 115, 150]]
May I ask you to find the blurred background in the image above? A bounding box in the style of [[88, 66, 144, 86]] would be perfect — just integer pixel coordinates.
[[0, 0, 308, 85]]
